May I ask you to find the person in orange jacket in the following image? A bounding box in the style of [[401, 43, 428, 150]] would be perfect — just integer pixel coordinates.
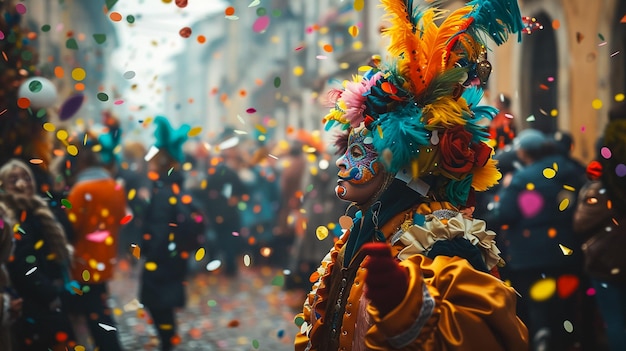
[[294, 0, 528, 349], [64, 130, 127, 351]]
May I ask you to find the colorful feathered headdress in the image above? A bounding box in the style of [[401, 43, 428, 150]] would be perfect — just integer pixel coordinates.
[[152, 116, 191, 163], [324, 0, 523, 207]]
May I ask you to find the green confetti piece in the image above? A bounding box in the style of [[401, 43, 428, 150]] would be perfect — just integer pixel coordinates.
[[306, 184, 314, 193], [256, 7, 266, 16], [127, 15, 135, 24], [36, 109, 47, 118], [82, 285, 91, 293], [26, 255, 36, 264], [105, 0, 118, 11], [93, 34, 107, 44], [66, 38, 78, 50], [207, 300, 217, 307], [61, 199, 72, 209], [97, 92, 109, 101], [41, 24, 51, 32], [294, 315, 305, 327], [273, 77, 281, 88], [598, 33, 605, 41], [272, 9, 282, 17], [168, 167, 174, 176], [29, 80, 43, 93], [45, 191, 53, 198], [252, 340, 260, 349], [271, 275, 284, 287]]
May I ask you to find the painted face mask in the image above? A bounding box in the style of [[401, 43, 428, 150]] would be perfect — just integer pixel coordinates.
[[336, 127, 382, 185]]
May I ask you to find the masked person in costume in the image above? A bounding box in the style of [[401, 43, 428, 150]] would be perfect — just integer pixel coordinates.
[[294, 0, 529, 350]]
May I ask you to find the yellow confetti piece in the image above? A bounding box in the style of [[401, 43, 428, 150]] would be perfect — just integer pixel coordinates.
[[559, 198, 570, 211], [34, 239, 44, 250], [377, 125, 384, 138], [43, 122, 56, 132], [526, 183, 535, 191], [56, 130, 68, 140], [201, 179, 207, 189], [68, 212, 77, 223], [195, 248, 206, 261], [592, 98, 603, 110], [559, 244, 574, 256], [550, 109, 558, 117], [327, 222, 336, 230], [530, 277, 556, 302], [348, 25, 359, 37], [67, 145, 78, 156], [616, 93, 625, 102], [188, 126, 202, 137], [169, 196, 177, 205], [316, 226, 329, 240], [358, 65, 373, 72], [82, 270, 90, 281], [132, 245, 141, 259], [553, 162, 558, 171], [158, 324, 173, 331], [75, 346, 86, 351], [145, 262, 157, 271], [563, 185, 575, 192], [101, 208, 109, 217], [71, 68, 86, 81], [128, 188, 136, 200], [255, 124, 267, 134], [105, 236, 114, 246], [353, 0, 364, 11], [113, 308, 123, 317], [293, 66, 304, 76], [89, 259, 98, 269], [543, 168, 556, 179]]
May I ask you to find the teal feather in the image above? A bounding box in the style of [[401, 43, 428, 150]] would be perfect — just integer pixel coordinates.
[[153, 116, 190, 163], [98, 128, 121, 165], [370, 104, 429, 173], [462, 87, 497, 141], [465, 0, 524, 45]]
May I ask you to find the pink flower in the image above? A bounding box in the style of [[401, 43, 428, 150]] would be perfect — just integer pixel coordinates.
[[342, 72, 383, 127]]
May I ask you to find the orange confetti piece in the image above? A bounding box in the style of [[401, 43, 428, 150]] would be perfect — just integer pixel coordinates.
[[539, 84, 549, 90], [621, 14, 626, 23], [322, 44, 333, 53], [54, 66, 64, 78], [197, 35, 206, 44], [29, 158, 43, 165], [109, 12, 122, 21], [225, 6, 235, 16], [132, 245, 141, 259], [552, 19, 560, 30], [227, 320, 240, 328], [181, 194, 192, 204], [17, 97, 30, 109]]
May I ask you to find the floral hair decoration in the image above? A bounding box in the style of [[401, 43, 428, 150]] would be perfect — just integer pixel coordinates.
[[323, 0, 524, 208]]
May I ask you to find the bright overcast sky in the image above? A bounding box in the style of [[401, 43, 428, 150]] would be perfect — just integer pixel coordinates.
[[109, 0, 227, 112]]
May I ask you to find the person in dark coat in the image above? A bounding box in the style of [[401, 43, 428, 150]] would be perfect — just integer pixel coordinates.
[[0, 159, 75, 351], [486, 129, 587, 351], [140, 116, 191, 351]]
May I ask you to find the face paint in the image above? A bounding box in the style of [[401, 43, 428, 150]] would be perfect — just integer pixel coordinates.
[[336, 128, 381, 185]]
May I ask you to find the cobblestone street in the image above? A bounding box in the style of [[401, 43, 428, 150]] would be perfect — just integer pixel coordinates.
[[91, 260, 300, 351]]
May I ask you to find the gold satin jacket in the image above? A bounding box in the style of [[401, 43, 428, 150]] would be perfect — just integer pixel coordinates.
[[294, 206, 528, 351]]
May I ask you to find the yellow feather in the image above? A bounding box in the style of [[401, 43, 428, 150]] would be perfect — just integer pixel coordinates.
[[422, 96, 469, 129], [471, 158, 502, 191]]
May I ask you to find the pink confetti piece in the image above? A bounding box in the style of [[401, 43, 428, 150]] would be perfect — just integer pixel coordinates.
[[15, 3, 27, 14], [547, 77, 555, 82], [0, 31, 4, 40], [114, 99, 124, 105], [246, 108, 257, 113], [601, 147, 612, 159], [86, 230, 111, 243], [598, 42, 607, 47], [504, 113, 514, 119], [252, 15, 270, 33], [232, 232, 239, 236], [294, 46, 304, 51]]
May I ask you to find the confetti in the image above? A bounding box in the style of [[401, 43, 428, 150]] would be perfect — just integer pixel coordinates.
[[564, 320, 574, 333], [315, 226, 329, 240], [252, 340, 260, 349], [120, 215, 133, 224], [25, 267, 37, 276], [98, 323, 117, 331], [188, 126, 202, 137], [248, 0, 260, 7], [252, 16, 270, 33], [59, 94, 85, 121], [179, 27, 192, 38], [131, 244, 141, 259], [518, 190, 543, 218], [530, 277, 556, 301], [244, 254, 251, 267], [93, 34, 106, 44], [559, 244, 573, 256], [195, 248, 205, 261], [15, 3, 27, 14], [29, 158, 43, 165], [175, 0, 188, 8], [354, 0, 365, 11], [225, 6, 235, 16], [558, 198, 570, 211], [349, 25, 359, 37], [601, 146, 612, 159], [206, 260, 221, 271], [542, 168, 556, 179], [66, 38, 78, 50], [616, 164, 626, 177], [61, 199, 72, 209]]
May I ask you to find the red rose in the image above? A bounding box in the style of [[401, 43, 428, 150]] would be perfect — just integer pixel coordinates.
[[439, 126, 475, 173]]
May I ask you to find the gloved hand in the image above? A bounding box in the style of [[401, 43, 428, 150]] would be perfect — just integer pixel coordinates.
[[362, 242, 409, 317]]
